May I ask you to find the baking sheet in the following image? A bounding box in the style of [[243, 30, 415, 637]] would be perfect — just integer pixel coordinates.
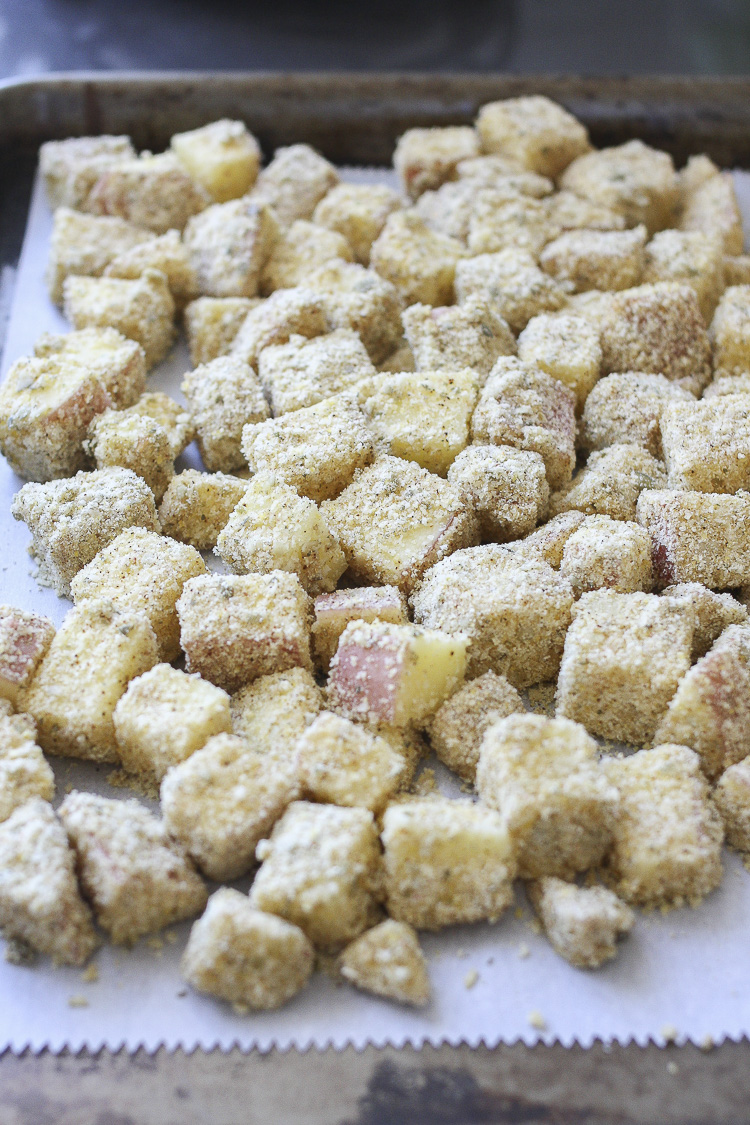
[[1, 167, 750, 1053]]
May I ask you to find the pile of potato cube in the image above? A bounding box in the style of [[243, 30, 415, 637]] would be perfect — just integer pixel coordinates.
[[1, 93, 750, 1012]]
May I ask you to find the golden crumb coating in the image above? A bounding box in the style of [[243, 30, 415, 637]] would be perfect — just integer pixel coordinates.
[[312, 585, 407, 672], [87, 151, 210, 232], [476, 96, 590, 178], [403, 297, 516, 379], [229, 286, 329, 368], [549, 444, 667, 523], [258, 329, 375, 415], [339, 919, 430, 1006], [249, 144, 339, 228], [182, 355, 269, 473], [104, 228, 199, 309], [371, 210, 467, 306], [637, 489, 750, 588], [46, 207, 152, 305], [85, 408, 175, 502], [559, 515, 654, 597], [643, 229, 725, 323], [517, 313, 601, 412], [455, 248, 568, 334], [313, 183, 402, 265], [40, 134, 135, 210], [306, 259, 404, 365], [661, 582, 747, 659], [511, 510, 587, 568], [184, 198, 279, 299], [711, 285, 750, 377], [158, 470, 248, 550], [660, 395, 750, 493], [540, 226, 647, 294], [447, 444, 549, 542], [297, 711, 407, 812], [560, 140, 678, 233], [230, 667, 323, 754], [528, 877, 634, 969], [260, 219, 352, 294], [579, 372, 695, 458], [426, 670, 524, 782]]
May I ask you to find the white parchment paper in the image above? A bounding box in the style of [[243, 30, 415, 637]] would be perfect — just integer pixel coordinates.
[[1, 168, 750, 1053]]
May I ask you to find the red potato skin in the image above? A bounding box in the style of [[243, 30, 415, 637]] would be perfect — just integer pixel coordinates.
[[327, 638, 403, 725], [0, 610, 55, 700]]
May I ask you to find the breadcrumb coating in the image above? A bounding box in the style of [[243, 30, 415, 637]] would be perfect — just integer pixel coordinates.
[[229, 286, 328, 369], [313, 183, 402, 265], [714, 759, 750, 852], [182, 355, 269, 473], [426, 670, 524, 782], [339, 919, 430, 1006], [171, 119, 261, 202], [0, 605, 55, 706], [540, 226, 647, 293], [455, 249, 568, 334], [643, 229, 725, 323], [312, 585, 408, 672], [370, 210, 467, 307], [184, 198, 279, 299], [560, 140, 678, 233], [403, 297, 516, 379], [394, 126, 479, 199], [230, 667, 322, 753], [260, 220, 352, 294], [447, 444, 549, 542], [476, 96, 590, 178], [87, 151, 210, 233], [559, 515, 654, 597], [710, 285, 750, 377], [158, 470, 248, 550], [636, 489, 750, 588], [184, 296, 259, 366], [40, 134, 135, 210], [517, 313, 601, 411], [297, 711, 407, 812], [661, 582, 747, 659], [63, 268, 176, 369], [104, 228, 199, 309], [0, 708, 54, 824], [306, 260, 404, 365], [579, 372, 694, 458], [46, 207, 152, 305], [249, 144, 339, 228], [549, 444, 667, 523], [528, 877, 634, 969], [660, 395, 750, 493]]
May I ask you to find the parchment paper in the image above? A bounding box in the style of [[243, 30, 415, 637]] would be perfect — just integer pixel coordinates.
[[1, 168, 750, 1053]]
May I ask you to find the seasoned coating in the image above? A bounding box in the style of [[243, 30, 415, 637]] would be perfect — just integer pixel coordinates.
[[249, 144, 339, 228], [46, 207, 152, 305], [370, 210, 467, 306], [71, 527, 206, 662], [33, 326, 146, 410], [714, 759, 750, 852], [414, 180, 483, 242], [476, 96, 590, 178], [177, 572, 313, 693], [455, 154, 553, 193], [60, 791, 207, 944], [260, 220, 352, 294], [555, 590, 693, 744], [12, 467, 159, 597], [426, 670, 524, 783], [20, 599, 158, 762], [257, 330, 375, 416], [0, 708, 54, 823], [85, 408, 175, 502], [559, 289, 617, 330], [467, 191, 556, 258], [87, 151, 210, 233], [161, 732, 299, 881], [549, 444, 667, 523], [0, 799, 98, 965], [0, 607, 55, 706], [678, 170, 743, 255], [327, 620, 467, 728], [601, 744, 723, 908], [321, 456, 478, 594], [249, 801, 382, 950], [559, 140, 678, 233], [215, 472, 347, 596], [447, 445, 549, 542], [313, 183, 402, 265], [297, 711, 407, 812], [126, 392, 194, 458], [411, 544, 573, 687], [511, 510, 587, 569], [381, 798, 516, 930], [402, 297, 516, 378], [104, 228, 199, 309], [661, 582, 747, 659], [579, 372, 694, 458], [40, 134, 135, 210], [660, 395, 750, 493], [184, 296, 259, 366], [182, 889, 314, 1011], [545, 190, 627, 234], [182, 355, 269, 473], [528, 877, 634, 969], [636, 489, 750, 588], [312, 585, 408, 672], [559, 515, 654, 597], [306, 260, 403, 365], [394, 126, 479, 199], [63, 268, 176, 369], [703, 373, 750, 399], [711, 285, 750, 377], [517, 313, 601, 411], [229, 287, 328, 369], [471, 357, 576, 491], [171, 119, 261, 202], [477, 714, 618, 879], [455, 249, 568, 334], [230, 667, 322, 754], [339, 919, 430, 1006], [158, 470, 248, 550], [183, 197, 279, 299], [643, 229, 725, 323], [540, 227, 647, 293]]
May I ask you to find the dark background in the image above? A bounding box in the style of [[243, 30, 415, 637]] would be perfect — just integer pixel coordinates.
[[1, 0, 749, 78]]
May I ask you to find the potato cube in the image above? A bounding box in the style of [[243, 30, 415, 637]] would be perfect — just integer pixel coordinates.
[[455, 249, 568, 334], [642, 229, 725, 323], [711, 285, 750, 377], [477, 95, 590, 176], [71, 527, 205, 662], [177, 572, 312, 693], [312, 586, 407, 672], [321, 456, 477, 593], [183, 197, 279, 299], [517, 313, 601, 411], [297, 711, 407, 812], [704, 373, 750, 399], [381, 798, 515, 930], [560, 140, 678, 233], [601, 744, 723, 908], [40, 134, 135, 210], [158, 470, 248, 550], [87, 151, 210, 233], [63, 268, 175, 369], [85, 408, 174, 502], [426, 670, 523, 782], [447, 445, 548, 542], [60, 791, 206, 943], [182, 889, 313, 1011], [249, 144, 339, 228], [339, 919, 429, 1006], [545, 190, 627, 234], [46, 207, 152, 305], [555, 590, 693, 744], [579, 372, 695, 458], [413, 544, 573, 686], [539, 226, 646, 294], [714, 759, 750, 852], [511, 510, 587, 568], [33, 326, 146, 411], [402, 297, 516, 379], [414, 179, 480, 242], [660, 395, 750, 493], [549, 444, 667, 523], [636, 489, 750, 588], [171, 119, 261, 202], [229, 286, 329, 368], [370, 210, 466, 307], [260, 219, 352, 294], [184, 296, 260, 365], [104, 228, 199, 309], [128, 391, 194, 458], [394, 126, 479, 200], [662, 582, 747, 659], [0, 607, 54, 707], [0, 709, 54, 824], [257, 329, 375, 415], [12, 467, 159, 597], [679, 171, 743, 255], [230, 667, 322, 753], [455, 154, 553, 192], [250, 801, 382, 949], [182, 355, 269, 473], [0, 799, 98, 965], [306, 260, 404, 365], [559, 515, 654, 597], [528, 877, 634, 969], [467, 191, 556, 258], [313, 183, 402, 265]]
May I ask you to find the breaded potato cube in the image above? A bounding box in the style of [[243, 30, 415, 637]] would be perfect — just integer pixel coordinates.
[[0, 709, 54, 823], [46, 207, 152, 305], [297, 711, 407, 812], [312, 585, 408, 672], [12, 467, 159, 597], [455, 249, 568, 334], [158, 470, 248, 550], [677, 153, 719, 203], [560, 288, 618, 329], [402, 297, 516, 378], [555, 590, 693, 744], [636, 489, 750, 588], [414, 179, 481, 242], [477, 95, 590, 177], [511, 510, 587, 568], [161, 732, 299, 880], [517, 313, 601, 411], [40, 134, 135, 210], [601, 744, 723, 908], [321, 456, 478, 593], [478, 714, 618, 879], [471, 357, 576, 490], [184, 296, 260, 366], [711, 285, 750, 376], [723, 255, 750, 287], [540, 226, 647, 293], [182, 889, 313, 1011], [370, 210, 466, 307], [662, 582, 747, 659], [104, 228, 199, 309], [33, 326, 146, 410], [60, 791, 206, 943], [171, 119, 261, 202], [600, 283, 711, 394], [381, 798, 515, 929], [545, 190, 627, 233], [63, 268, 175, 369], [642, 229, 725, 323], [260, 220, 352, 294], [87, 151, 210, 233], [703, 373, 750, 399], [85, 408, 175, 502], [249, 144, 339, 228], [528, 877, 634, 969], [549, 444, 667, 523], [177, 572, 312, 693], [339, 919, 430, 1006], [455, 153, 552, 190], [257, 329, 375, 415], [654, 624, 750, 779], [0, 799, 98, 965], [229, 286, 328, 368], [412, 544, 573, 687], [313, 183, 402, 265], [183, 197, 279, 299], [215, 472, 347, 596], [250, 800, 382, 949], [70, 527, 205, 662], [0, 607, 55, 706], [357, 369, 478, 477], [230, 667, 322, 753], [426, 670, 523, 782], [182, 355, 269, 473], [560, 140, 678, 233], [114, 663, 230, 779], [20, 599, 158, 762], [679, 170, 743, 255], [467, 191, 556, 258], [394, 126, 479, 200], [447, 445, 548, 542], [306, 259, 403, 365], [714, 759, 750, 852], [328, 620, 466, 727], [559, 515, 654, 597], [579, 372, 695, 458], [660, 395, 750, 493]]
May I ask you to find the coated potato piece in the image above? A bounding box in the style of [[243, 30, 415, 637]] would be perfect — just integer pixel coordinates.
[[425, 670, 524, 783], [87, 151, 210, 233], [559, 140, 678, 233], [257, 329, 375, 415], [402, 297, 516, 378], [182, 355, 269, 474], [46, 207, 152, 305], [339, 920, 430, 1006], [158, 470, 249, 550], [312, 585, 408, 672], [63, 269, 176, 369], [0, 606, 55, 706], [528, 878, 634, 970], [249, 144, 339, 228], [636, 489, 750, 589], [171, 119, 261, 202], [394, 125, 479, 199], [476, 96, 591, 178], [313, 183, 402, 264], [40, 134, 135, 210], [183, 198, 279, 299]]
